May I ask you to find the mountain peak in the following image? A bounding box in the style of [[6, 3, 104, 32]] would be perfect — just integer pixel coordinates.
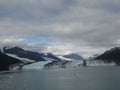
[[95, 47, 120, 65], [105, 47, 120, 52]]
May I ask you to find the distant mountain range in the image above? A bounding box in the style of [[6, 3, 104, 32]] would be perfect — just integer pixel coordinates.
[[44, 47, 120, 68], [3, 46, 62, 62], [1, 46, 85, 70], [0, 46, 63, 71], [95, 47, 120, 65], [63, 53, 83, 60], [39, 53, 61, 61], [44, 54, 85, 69], [1, 46, 120, 71]]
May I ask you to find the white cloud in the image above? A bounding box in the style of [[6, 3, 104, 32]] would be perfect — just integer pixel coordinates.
[[0, 0, 120, 56]]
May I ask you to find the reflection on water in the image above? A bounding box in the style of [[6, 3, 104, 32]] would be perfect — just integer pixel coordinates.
[[0, 67, 120, 90]]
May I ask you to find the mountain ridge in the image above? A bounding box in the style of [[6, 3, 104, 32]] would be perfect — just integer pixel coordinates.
[[95, 47, 120, 65]]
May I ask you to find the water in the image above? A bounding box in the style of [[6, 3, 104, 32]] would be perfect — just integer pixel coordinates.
[[0, 67, 120, 90]]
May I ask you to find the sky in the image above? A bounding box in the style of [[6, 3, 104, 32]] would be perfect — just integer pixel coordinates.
[[0, 0, 120, 57]]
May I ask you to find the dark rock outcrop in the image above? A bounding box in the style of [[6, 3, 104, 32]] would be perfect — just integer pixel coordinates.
[[0, 51, 22, 71]]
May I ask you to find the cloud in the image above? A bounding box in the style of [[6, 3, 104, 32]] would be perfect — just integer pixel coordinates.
[[0, 37, 48, 53], [0, 0, 120, 57]]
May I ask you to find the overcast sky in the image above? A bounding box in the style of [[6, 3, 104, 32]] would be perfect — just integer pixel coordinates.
[[0, 0, 120, 57]]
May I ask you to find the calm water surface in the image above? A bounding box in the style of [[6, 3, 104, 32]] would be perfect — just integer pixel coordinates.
[[0, 67, 120, 90]]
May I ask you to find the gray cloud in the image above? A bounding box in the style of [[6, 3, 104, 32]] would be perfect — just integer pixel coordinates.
[[0, 0, 120, 57]]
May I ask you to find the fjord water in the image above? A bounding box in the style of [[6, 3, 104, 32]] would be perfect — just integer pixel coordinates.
[[0, 67, 120, 90]]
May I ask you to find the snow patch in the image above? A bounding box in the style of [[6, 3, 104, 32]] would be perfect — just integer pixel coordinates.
[[58, 56, 76, 61], [6, 54, 35, 63]]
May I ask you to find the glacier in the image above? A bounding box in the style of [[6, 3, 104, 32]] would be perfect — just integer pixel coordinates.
[[23, 61, 51, 70]]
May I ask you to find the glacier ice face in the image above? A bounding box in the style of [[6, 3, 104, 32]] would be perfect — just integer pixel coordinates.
[[44, 59, 117, 69], [44, 60, 84, 69], [23, 61, 51, 70], [23, 59, 116, 70], [86, 60, 116, 66]]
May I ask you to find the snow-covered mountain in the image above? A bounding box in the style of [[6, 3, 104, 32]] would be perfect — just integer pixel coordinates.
[[0, 46, 61, 70], [58, 56, 75, 61], [95, 47, 120, 65], [1, 46, 119, 71], [57, 53, 84, 61], [63, 53, 83, 60], [3, 46, 62, 62], [3, 46, 46, 62], [6, 54, 35, 63], [40, 53, 61, 61]]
